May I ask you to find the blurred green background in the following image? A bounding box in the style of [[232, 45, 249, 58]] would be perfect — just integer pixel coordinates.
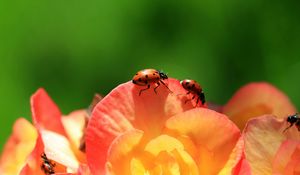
[[1, 0, 300, 149]]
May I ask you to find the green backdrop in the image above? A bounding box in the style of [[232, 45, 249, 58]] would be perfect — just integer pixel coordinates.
[[1, 0, 300, 150]]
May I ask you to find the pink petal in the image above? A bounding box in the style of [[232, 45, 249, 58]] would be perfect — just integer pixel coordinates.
[[86, 78, 198, 175], [243, 115, 300, 175], [165, 108, 241, 174], [273, 140, 300, 175], [223, 82, 297, 129], [232, 154, 252, 175], [31, 88, 66, 136]]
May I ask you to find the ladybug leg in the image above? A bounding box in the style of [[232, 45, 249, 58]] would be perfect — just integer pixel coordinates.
[[139, 84, 150, 96], [154, 82, 161, 94], [200, 92, 206, 105], [159, 80, 173, 93], [296, 121, 300, 131], [283, 123, 294, 133]]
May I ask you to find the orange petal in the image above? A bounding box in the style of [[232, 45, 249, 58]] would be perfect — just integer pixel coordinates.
[[219, 136, 247, 175], [243, 115, 300, 175], [85, 78, 197, 175], [288, 145, 300, 175], [0, 118, 37, 175], [22, 133, 46, 175], [106, 129, 144, 175], [22, 129, 80, 175], [165, 108, 241, 174], [223, 82, 297, 129], [31, 88, 66, 136], [144, 135, 184, 156]]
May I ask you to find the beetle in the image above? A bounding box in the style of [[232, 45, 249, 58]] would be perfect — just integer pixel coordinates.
[[132, 69, 172, 95], [41, 153, 56, 175], [180, 79, 206, 106], [283, 113, 300, 133]]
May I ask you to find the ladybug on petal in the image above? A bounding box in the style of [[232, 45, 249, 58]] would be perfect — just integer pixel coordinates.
[[41, 153, 56, 175], [132, 69, 172, 96], [180, 79, 206, 106]]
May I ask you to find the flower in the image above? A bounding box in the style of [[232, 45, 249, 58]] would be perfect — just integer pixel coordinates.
[[222, 82, 299, 175], [242, 116, 300, 175], [6, 79, 298, 175], [0, 88, 89, 175], [85, 79, 244, 175], [223, 82, 297, 129]]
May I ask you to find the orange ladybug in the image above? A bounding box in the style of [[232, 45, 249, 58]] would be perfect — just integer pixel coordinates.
[[283, 113, 300, 132], [132, 69, 172, 95], [180, 79, 205, 105], [41, 153, 56, 175]]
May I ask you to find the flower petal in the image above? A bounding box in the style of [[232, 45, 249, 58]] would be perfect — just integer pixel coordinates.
[[144, 135, 184, 156], [165, 108, 241, 175], [219, 136, 247, 175], [62, 110, 87, 162], [223, 82, 297, 129], [0, 118, 37, 175], [41, 129, 79, 172], [31, 88, 66, 136], [232, 155, 252, 175], [106, 129, 144, 175], [273, 140, 300, 175], [86, 79, 197, 175], [243, 115, 300, 175], [21, 129, 80, 175]]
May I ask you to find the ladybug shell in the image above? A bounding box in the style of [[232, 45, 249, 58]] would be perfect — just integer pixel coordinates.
[[132, 69, 161, 86], [180, 79, 202, 94]]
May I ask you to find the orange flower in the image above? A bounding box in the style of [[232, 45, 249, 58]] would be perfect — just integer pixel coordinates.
[[0, 89, 89, 175], [85, 79, 244, 175], [223, 82, 299, 175], [223, 82, 297, 130]]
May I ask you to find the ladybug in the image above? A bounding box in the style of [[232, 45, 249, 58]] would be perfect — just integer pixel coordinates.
[[41, 153, 56, 175], [283, 113, 300, 132], [180, 79, 205, 106], [132, 69, 172, 96]]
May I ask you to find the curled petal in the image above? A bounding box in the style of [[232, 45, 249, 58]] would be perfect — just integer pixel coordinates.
[[86, 79, 196, 175], [165, 108, 241, 175], [31, 88, 66, 136], [0, 118, 37, 175], [223, 82, 297, 129]]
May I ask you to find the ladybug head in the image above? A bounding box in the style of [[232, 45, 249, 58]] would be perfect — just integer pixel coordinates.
[[287, 113, 299, 124], [159, 71, 168, 80]]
